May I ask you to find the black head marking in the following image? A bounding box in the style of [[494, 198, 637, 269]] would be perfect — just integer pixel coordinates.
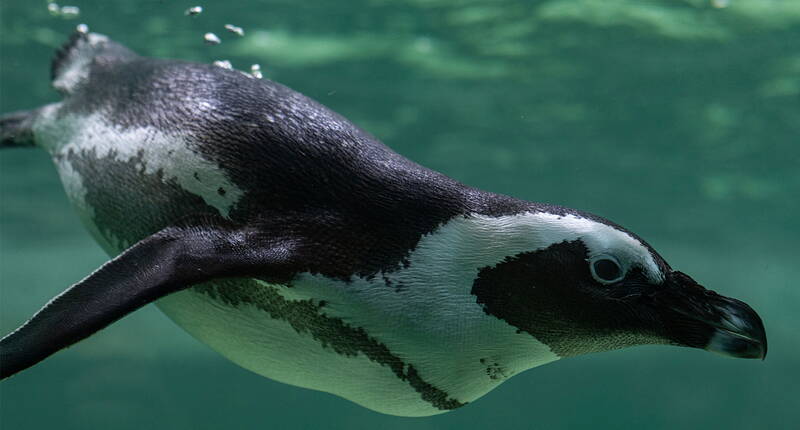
[[471, 240, 661, 356], [471, 239, 767, 359]]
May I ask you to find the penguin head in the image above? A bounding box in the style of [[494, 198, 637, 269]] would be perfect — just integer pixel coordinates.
[[469, 211, 767, 360]]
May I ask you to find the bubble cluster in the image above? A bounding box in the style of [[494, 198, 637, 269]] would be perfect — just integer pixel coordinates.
[[60, 5, 79, 17], [46, 3, 267, 82], [182, 7, 262, 79], [47, 3, 80, 19]]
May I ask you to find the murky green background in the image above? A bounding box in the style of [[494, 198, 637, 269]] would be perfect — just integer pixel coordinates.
[[1, 1, 798, 428]]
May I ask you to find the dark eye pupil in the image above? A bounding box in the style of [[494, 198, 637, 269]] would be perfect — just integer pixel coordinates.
[[594, 259, 621, 281]]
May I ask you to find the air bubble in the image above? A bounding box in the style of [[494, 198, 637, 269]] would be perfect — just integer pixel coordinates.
[[224, 24, 245, 37], [185, 6, 203, 16], [250, 64, 263, 79], [47, 3, 80, 19], [204, 32, 221, 46], [60, 5, 80, 18], [213, 60, 233, 70], [76, 23, 89, 34]]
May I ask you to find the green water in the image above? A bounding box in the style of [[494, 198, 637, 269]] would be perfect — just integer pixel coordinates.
[[0, 1, 797, 428]]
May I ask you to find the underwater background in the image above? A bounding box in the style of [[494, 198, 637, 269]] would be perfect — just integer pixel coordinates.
[[0, 1, 797, 428]]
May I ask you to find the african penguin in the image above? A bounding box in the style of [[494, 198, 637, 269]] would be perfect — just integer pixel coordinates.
[[0, 30, 767, 417]]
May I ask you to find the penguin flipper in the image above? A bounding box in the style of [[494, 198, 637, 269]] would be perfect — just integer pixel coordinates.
[[1, 109, 39, 148], [0, 223, 297, 379]]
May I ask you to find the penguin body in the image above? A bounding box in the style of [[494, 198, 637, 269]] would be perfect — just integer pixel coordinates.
[[0, 31, 767, 416]]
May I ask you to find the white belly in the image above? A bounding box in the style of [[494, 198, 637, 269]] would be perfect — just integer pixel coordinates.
[[151, 269, 559, 416], [157, 281, 440, 416]]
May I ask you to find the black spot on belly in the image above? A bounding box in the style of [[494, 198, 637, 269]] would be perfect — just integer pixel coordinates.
[[195, 279, 465, 411], [217, 187, 226, 196], [479, 358, 510, 381], [66, 148, 218, 246]]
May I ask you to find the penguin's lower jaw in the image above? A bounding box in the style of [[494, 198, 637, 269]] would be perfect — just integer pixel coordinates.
[[705, 323, 767, 360]]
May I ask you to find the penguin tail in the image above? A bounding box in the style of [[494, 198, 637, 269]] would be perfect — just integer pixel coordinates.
[[3, 28, 139, 149], [0, 109, 38, 149], [52, 27, 138, 94]]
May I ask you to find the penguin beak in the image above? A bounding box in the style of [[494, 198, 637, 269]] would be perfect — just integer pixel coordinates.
[[702, 296, 768, 360], [652, 271, 768, 360]]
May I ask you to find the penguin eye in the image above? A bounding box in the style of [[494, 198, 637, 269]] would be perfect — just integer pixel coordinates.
[[590, 255, 624, 284]]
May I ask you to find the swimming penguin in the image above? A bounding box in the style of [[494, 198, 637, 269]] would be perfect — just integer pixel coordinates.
[[0, 30, 767, 417]]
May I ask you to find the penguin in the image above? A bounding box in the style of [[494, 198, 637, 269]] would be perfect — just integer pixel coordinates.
[[0, 30, 767, 417]]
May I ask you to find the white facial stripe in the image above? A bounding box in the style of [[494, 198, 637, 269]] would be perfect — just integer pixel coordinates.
[[35, 110, 243, 218], [409, 212, 663, 284], [529, 212, 664, 283]]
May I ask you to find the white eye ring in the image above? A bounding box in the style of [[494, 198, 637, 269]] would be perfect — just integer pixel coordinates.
[[589, 254, 625, 284]]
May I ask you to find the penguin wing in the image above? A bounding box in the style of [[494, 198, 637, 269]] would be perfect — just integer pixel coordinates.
[[0, 222, 298, 379]]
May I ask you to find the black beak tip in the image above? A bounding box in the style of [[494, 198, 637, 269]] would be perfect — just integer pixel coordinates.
[[660, 271, 768, 360], [704, 302, 767, 360]]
